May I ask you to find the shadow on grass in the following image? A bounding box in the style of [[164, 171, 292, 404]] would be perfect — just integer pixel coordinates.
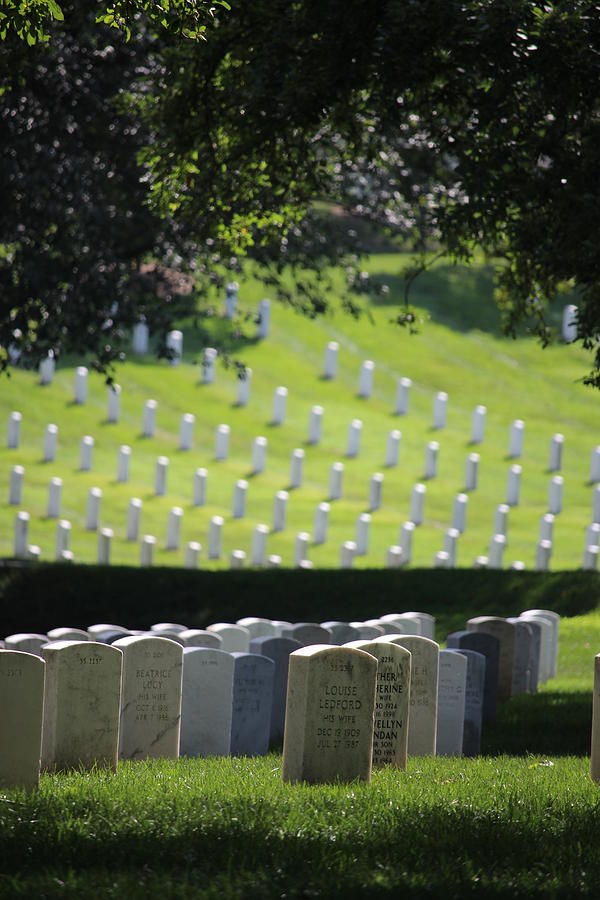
[[483, 690, 592, 756]]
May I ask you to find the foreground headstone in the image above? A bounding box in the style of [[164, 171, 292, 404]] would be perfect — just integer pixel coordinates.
[[467, 617, 515, 702], [387, 635, 440, 756], [249, 636, 302, 744], [180, 648, 234, 757], [0, 650, 45, 789], [41, 641, 122, 771], [115, 636, 183, 760], [207, 623, 250, 653], [591, 653, 600, 781], [356, 639, 411, 770], [447, 648, 485, 756], [282, 645, 377, 784], [509, 419, 525, 458], [436, 650, 467, 757], [446, 630, 499, 723], [230, 653, 275, 756]]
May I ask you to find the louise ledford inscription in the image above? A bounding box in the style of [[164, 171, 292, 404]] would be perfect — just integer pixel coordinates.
[[282, 645, 377, 785]]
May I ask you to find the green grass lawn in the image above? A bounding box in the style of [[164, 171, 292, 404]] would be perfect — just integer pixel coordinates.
[[1, 254, 598, 572], [1, 605, 600, 897]]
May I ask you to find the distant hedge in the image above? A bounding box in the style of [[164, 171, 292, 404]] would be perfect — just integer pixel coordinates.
[[1, 562, 598, 640]]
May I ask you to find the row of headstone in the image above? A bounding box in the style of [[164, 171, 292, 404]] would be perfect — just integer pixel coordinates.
[[1, 606, 561, 788]]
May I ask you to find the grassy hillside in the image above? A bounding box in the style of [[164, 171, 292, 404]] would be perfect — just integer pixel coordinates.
[[1, 254, 598, 570]]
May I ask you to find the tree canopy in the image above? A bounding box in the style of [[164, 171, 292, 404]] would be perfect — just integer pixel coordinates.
[[2, 1, 600, 383]]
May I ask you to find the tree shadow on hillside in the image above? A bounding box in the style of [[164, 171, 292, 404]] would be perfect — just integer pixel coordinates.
[[482, 690, 592, 756], [368, 260, 581, 339]]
